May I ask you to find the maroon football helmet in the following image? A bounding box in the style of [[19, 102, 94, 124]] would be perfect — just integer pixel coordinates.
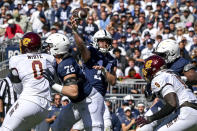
[[142, 55, 166, 82], [20, 32, 41, 54]]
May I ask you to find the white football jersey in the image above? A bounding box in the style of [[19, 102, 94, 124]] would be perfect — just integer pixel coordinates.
[[151, 69, 197, 106], [9, 53, 55, 103]]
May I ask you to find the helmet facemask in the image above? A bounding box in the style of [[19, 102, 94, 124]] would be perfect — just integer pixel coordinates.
[[156, 50, 178, 63], [41, 42, 53, 54], [97, 38, 112, 53], [154, 52, 168, 63]]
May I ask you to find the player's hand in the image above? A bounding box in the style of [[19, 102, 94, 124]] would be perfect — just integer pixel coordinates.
[[92, 65, 105, 70], [43, 69, 60, 87], [92, 66, 108, 76], [135, 116, 151, 127]]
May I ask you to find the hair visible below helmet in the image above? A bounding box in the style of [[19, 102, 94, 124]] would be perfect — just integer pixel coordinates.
[[45, 33, 70, 56], [20, 32, 41, 54], [142, 55, 166, 82], [155, 39, 180, 63], [92, 29, 112, 53]]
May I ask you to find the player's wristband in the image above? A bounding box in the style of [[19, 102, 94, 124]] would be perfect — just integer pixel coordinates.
[[52, 83, 63, 93]]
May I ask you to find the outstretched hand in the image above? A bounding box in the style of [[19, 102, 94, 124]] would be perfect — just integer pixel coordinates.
[[93, 65, 108, 77]]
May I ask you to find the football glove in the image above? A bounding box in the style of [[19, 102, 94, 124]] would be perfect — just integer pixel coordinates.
[[135, 116, 151, 127], [43, 69, 60, 87]]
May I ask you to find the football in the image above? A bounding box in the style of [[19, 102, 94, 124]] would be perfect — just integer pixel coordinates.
[[72, 8, 88, 20]]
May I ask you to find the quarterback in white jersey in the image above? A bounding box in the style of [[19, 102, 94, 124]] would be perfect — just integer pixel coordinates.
[[0, 32, 55, 131], [136, 55, 197, 131]]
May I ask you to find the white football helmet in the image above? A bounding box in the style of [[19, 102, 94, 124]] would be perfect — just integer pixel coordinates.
[[155, 39, 180, 63], [92, 29, 112, 53], [45, 33, 71, 56]]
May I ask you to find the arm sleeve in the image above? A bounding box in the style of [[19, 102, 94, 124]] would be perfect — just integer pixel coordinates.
[[149, 100, 176, 122]]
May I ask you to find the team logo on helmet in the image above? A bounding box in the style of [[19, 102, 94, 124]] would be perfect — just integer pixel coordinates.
[[22, 38, 31, 46], [145, 60, 153, 69]]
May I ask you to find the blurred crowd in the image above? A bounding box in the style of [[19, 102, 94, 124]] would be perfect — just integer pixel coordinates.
[[1, 0, 197, 80]]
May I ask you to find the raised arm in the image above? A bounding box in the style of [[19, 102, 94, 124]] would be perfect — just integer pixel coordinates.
[[71, 16, 91, 63]]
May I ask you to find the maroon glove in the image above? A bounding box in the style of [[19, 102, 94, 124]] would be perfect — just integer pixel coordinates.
[[135, 116, 150, 127]]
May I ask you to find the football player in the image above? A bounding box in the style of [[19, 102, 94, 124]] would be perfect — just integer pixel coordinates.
[[71, 15, 117, 130], [43, 33, 105, 131], [138, 39, 191, 131], [137, 55, 197, 131], [0, 32, 55, 131]]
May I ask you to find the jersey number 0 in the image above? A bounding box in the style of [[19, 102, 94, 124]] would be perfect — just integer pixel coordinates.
[[32, 60, 43, 80]]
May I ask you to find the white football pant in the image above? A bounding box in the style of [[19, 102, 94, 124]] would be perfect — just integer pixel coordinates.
[[0, 98, 49, 131]]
